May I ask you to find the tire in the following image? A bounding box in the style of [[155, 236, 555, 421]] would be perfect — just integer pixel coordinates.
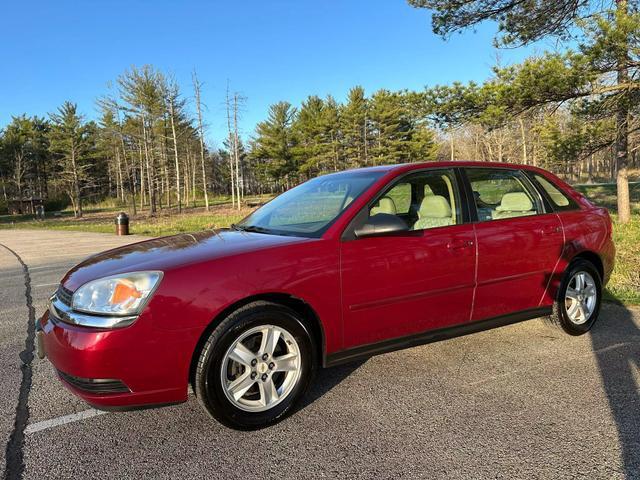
[[194, 301, 316, 430], [545, 259, 602, 336]]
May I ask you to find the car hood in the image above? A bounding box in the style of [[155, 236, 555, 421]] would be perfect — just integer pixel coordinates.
[[61, 229, 314, 291]]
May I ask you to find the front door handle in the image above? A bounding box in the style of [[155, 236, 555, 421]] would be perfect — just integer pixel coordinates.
[[447, 240, 474, 250]]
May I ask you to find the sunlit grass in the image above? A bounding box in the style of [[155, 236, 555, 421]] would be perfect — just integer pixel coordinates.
[[0, 203, 254, 236], [577, 183, 640, 305], [605, 216, 640, 305]]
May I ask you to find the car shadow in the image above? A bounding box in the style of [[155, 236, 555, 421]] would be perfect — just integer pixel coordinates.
[[590, 302, 640, 478], [297, 360, 366, 411]]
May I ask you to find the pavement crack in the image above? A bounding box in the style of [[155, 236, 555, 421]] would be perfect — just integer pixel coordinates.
[[1, 243, 35, 480]]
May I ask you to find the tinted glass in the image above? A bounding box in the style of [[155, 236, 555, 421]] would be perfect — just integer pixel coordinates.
[[466, 168, 543, 221], [533, 174, 579, 211], [369, 169, 461, 231], [238, 170, 384, 237]]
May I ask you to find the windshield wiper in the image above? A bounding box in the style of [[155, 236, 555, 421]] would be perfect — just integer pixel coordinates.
[[230, 224, 273, 234]]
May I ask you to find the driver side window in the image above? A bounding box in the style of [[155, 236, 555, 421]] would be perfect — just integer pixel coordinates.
[[368, 170, 461, 231]]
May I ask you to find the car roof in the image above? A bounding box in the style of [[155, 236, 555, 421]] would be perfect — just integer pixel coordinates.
[[344, 161, 546, 175]]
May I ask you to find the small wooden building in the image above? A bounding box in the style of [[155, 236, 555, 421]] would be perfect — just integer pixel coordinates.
[[7, 198, 44, 215]]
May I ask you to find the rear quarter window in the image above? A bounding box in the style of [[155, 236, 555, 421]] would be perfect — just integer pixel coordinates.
[[531, 174, 580, 212]]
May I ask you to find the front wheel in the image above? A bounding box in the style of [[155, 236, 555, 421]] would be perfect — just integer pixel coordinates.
[[195, 301, 316, 430], [546, 259, 602, 335]]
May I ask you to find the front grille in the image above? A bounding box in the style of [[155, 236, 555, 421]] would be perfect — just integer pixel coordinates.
[[55, 285, 73, 306], [57, 370, 130, 394]]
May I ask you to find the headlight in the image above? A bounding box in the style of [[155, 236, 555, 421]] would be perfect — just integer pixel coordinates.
[[72, 271, 163, 316]]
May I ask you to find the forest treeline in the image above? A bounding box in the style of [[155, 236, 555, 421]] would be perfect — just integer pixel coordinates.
[[1, 0, 639, 222], [0, 70, 440, 218]]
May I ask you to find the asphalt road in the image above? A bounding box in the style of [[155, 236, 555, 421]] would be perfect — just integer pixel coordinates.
[[1, 229, 639, 479]]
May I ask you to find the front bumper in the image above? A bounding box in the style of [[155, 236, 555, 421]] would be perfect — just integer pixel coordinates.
[[38, 305, 197, 410]]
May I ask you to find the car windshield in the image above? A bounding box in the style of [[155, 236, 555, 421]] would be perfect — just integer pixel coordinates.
[[235, 170, 385, 237]]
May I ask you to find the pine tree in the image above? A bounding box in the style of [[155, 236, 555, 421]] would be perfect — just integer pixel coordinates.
[[408, 0, 637, 222], [369, 90, 412, 163], [252, 102, 298, 188], [48, 102, 92, 217], [293, 95, 328, 176], [117, 66, 166, 214], [341, 86, 369, 167], [320, 95, 342, 171]]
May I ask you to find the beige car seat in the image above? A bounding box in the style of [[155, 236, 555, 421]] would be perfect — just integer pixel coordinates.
[[413, 195, 453, 230], [370, 196, 397, 216], [491, 192, 535, 219]]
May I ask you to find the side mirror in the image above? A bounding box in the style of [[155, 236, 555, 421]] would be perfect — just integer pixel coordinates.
[[354, 213, 409, 238]]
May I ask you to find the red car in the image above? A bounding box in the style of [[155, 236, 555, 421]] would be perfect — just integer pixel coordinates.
[[37, 162, 615, 429]]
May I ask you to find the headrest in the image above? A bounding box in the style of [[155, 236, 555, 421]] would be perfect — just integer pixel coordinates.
[[495, 192, 533, 212], [371, 196, 397, 216], [419, 195, 452, 218]]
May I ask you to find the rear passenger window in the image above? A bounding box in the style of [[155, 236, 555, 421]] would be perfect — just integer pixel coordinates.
[[466, 169, 544, 221], [532, 174, 579, 211]]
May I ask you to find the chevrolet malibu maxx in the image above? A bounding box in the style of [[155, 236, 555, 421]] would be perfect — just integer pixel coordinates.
[[37, 162, 615, 429]]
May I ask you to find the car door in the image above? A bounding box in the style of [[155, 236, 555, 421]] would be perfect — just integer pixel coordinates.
[[340, 169, 476, 349], [464, 167, 564, 321]]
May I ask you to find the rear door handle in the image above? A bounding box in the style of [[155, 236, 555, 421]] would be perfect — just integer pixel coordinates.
[[447, 240, 474, 250], [540, 225, 561, 235]]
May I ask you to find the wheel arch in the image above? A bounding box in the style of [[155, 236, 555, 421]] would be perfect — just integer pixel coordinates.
[[545, 249, 605, 304], [571, 250, 604, 281], [188, 293, 327, 389]]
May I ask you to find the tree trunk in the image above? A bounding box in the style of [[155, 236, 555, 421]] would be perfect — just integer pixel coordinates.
[[116, 148, 125, 201], [168, 101, 182, 213], [1, 174, 7, 201], [226, 86, 236, 208], [233, 93, 242, 209], [70, 145, 83, 218], [450, 131, 455, 161], [117, 116, 137, 215], [519, 117, 528, 165], [142, 118, 156, 215], [615, 0, 632, 223], [139, 143, 146, 210], [363, 115, 368, 165], [193, 72, 210, 212]]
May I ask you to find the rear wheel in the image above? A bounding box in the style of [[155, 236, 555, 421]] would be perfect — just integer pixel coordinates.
[[546, 259, 602, 335], [195, 301, 316, 430]]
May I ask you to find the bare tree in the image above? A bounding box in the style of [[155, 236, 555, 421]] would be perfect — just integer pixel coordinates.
[[233, 93, 243, 205], [226, 83, 237, 208], [192, 70, 210, 211], [166, 80, 183, 213]]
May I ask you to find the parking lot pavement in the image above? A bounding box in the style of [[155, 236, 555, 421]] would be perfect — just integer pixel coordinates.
[[1, 229, 639, 479]]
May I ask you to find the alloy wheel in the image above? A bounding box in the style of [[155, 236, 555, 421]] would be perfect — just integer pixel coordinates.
[[564, 271, 597, 325], [220, 324, 302, 412]]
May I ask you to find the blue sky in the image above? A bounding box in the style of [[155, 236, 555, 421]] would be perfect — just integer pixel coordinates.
[[0, 0, 544, 145]]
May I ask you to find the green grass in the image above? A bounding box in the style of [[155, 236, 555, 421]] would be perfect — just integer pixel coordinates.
[[60, 193, 272, 213], [0, 209, 251, 236], [574, 181, 640, 214], [0, 193, 272, 236], [578, 183, 640, 305], [0, 205, 252, 237], [605, 217, 640, 305]]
